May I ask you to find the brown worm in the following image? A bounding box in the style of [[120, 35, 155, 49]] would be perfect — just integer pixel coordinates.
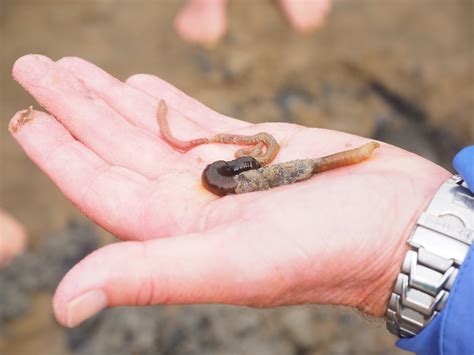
[[156, 100, 379, 196], [310, 141, 380, 174], [157, 100, 279, 166], [201, 156, 262, 196], [201, 142, 380, 195], [157, 100, 210, 151]]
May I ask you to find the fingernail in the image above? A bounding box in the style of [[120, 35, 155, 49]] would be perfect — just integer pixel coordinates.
[[66, 290, 107, 327]]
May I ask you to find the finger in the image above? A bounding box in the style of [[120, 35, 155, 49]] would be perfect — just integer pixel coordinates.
[[9, 108, 156, 240], [279, 0, 331, 33], [56, 57, 216, 139], [13, 54, 186, 178], [53, 224, 279, 328], [0, 210, 27, 268], [125, 74, 246, 131]]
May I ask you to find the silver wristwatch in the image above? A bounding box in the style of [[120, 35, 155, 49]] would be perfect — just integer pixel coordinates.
[[386, 175, 474, 338]]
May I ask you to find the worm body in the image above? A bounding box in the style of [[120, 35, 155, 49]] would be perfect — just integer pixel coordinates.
[[156, 100, 380, 197], [209, 133, 279, 166], [311, 141, 380, 173], [234, 142, 380, 194], [202, 142, 380, 196], [201, 157, 261, 196], [157, 100, 279, 165], [157, 100, 209, 151]]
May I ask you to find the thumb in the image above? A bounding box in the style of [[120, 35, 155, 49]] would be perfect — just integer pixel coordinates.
[[53, 225, 277, 327]]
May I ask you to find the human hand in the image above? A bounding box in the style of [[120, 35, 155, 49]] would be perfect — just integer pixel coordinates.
[[0, 209, 27, 268], [174, 0, 332, 46], [10, 55, 450, 328]]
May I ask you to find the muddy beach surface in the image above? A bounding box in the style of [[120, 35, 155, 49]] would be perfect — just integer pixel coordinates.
[[1, 0, 472, 354]]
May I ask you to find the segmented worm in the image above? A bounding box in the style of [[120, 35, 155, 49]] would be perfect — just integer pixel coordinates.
[[156, 100, 379, 196], [157, 100, 279, 166], [201, 156, 261, 196], [310, 141, 380, 174], [203, 142, 380, 195]]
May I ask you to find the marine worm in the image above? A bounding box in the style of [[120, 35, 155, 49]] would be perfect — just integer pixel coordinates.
[[157, 99, 210, 151], [157, 100, 279, 165], [156, 100, 379, 196], [201, 156, 261, 196], [310, 141, 380, 174], [207, 141, 380, 195]]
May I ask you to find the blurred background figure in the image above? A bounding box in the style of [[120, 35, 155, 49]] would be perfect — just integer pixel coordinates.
[[174, 0, 332, 46], [0, 209, 26, 268]]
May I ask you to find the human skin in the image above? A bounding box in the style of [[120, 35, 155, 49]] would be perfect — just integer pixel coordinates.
[[174, 0, 332, 46], [0, 210, 27, 268], [9, 55, 450, 328], [174, 0, 228, 47], [278, 0, 332, 33]]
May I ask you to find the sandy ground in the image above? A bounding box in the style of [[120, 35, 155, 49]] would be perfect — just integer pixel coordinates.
[[1, 0, 472, 354]]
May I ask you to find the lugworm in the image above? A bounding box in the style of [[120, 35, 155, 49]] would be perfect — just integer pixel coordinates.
[[201, 156, 261, 196], [202, 142, 380, 195]]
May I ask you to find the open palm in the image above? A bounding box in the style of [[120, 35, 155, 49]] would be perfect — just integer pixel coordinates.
[[10, 55, 450, 327]]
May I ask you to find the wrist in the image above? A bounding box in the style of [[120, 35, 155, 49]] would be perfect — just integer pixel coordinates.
[[385, 174, 474, 337], [353, 169, 452, 318]]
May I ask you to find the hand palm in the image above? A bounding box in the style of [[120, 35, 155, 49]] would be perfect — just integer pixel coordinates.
[[11, 55, 449, 327]]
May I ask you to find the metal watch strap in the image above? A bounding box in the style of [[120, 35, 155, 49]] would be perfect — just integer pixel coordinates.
[[386, 175, 474, 338]]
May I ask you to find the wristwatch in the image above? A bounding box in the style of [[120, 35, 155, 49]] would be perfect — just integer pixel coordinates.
[[386, 175, 474, 338]]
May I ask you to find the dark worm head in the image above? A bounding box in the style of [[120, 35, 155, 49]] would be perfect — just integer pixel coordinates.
[[201, 156, 261, 196]]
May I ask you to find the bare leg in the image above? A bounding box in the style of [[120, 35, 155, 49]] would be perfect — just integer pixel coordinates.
[[279, 0, 332, 34], [174, 0, 228, 47], [0, 210, 27, 268]]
